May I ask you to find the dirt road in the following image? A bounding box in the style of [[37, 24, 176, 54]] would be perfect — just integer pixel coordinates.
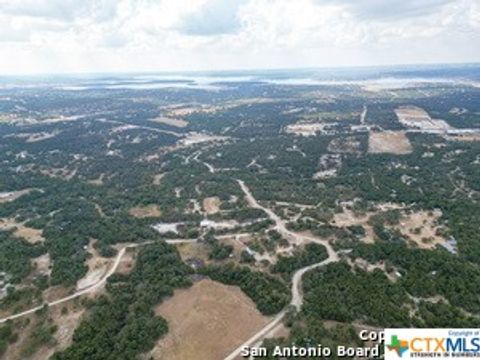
[[224, 180, 341, 360], [0, 239, 189, 324], [236, 180, 338, 259]]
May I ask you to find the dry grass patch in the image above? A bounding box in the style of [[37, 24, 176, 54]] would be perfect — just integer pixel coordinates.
[[202, 196, 221, 214], [368, 131, 412, 154], [328, 136, 362, 154], [176, 242, 210, 263], [0, 218, 44, 243], [116, 247, 137, 275], [129, 205, 161, 218], [149, 279, 270, 360], [393, 210, 446, 249], [4, 302, 85, 360]]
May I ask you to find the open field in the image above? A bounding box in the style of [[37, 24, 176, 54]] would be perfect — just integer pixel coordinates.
[[368, 131, 413, 154], [149, 279, 270, 360]]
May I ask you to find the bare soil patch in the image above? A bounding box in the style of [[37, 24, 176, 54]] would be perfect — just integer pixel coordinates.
[[129, 205, 161, 218], [395, 106, 452, 131], [76, 240, 110, 291], [368, 131, 412, 154], [445, 134, 480, 142], [203, 196, 221, 214], [33, 253, 51, 275], [153, 173, 165, 185], [285, 122, 327, 136], [87, 173, 105, 186], [179, 132, 229, 146], [332, 203, 404, 243], [150, 116, 189, 128], [149, 279, 270, 360], [0, 189, 32, 203]]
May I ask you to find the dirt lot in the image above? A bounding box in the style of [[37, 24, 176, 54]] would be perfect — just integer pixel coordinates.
[[332, 209, 375, 243], [368, 131, 413, 154], [395, 106, 452, 131], [394, 209, 446, 249], [76, 240, 110, 291], [203, 196, 221, 214], [129, 204, 161, 218], [0, 218, 45, 243], [149, 279, 270, 360], [0, 189, 32, 203], [150, 116, 189, 128]]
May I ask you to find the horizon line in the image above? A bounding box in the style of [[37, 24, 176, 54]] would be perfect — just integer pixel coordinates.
[[1, 61, 480, 79]]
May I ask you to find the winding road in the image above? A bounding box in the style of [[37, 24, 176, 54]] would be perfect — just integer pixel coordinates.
[[0, 240, 191, 324], [224, 180, 341, 360]]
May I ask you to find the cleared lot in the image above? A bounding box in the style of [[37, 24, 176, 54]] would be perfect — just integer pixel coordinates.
[[368, 131, 412, 154], [395, 106, 452, 131], [150, 279, 270, 360]]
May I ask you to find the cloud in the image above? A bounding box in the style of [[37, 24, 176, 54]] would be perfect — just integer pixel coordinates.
[[176, 0, 247, 35], [315, 0, 455, 20], [0, 0, 478, 74], [0, 0, 118, 22]]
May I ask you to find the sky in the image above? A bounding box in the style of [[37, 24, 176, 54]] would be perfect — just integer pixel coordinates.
[[0, 0, 479, 74]]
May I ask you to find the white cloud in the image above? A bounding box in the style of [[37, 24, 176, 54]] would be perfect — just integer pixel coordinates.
[[0, 0, 478, 74]]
